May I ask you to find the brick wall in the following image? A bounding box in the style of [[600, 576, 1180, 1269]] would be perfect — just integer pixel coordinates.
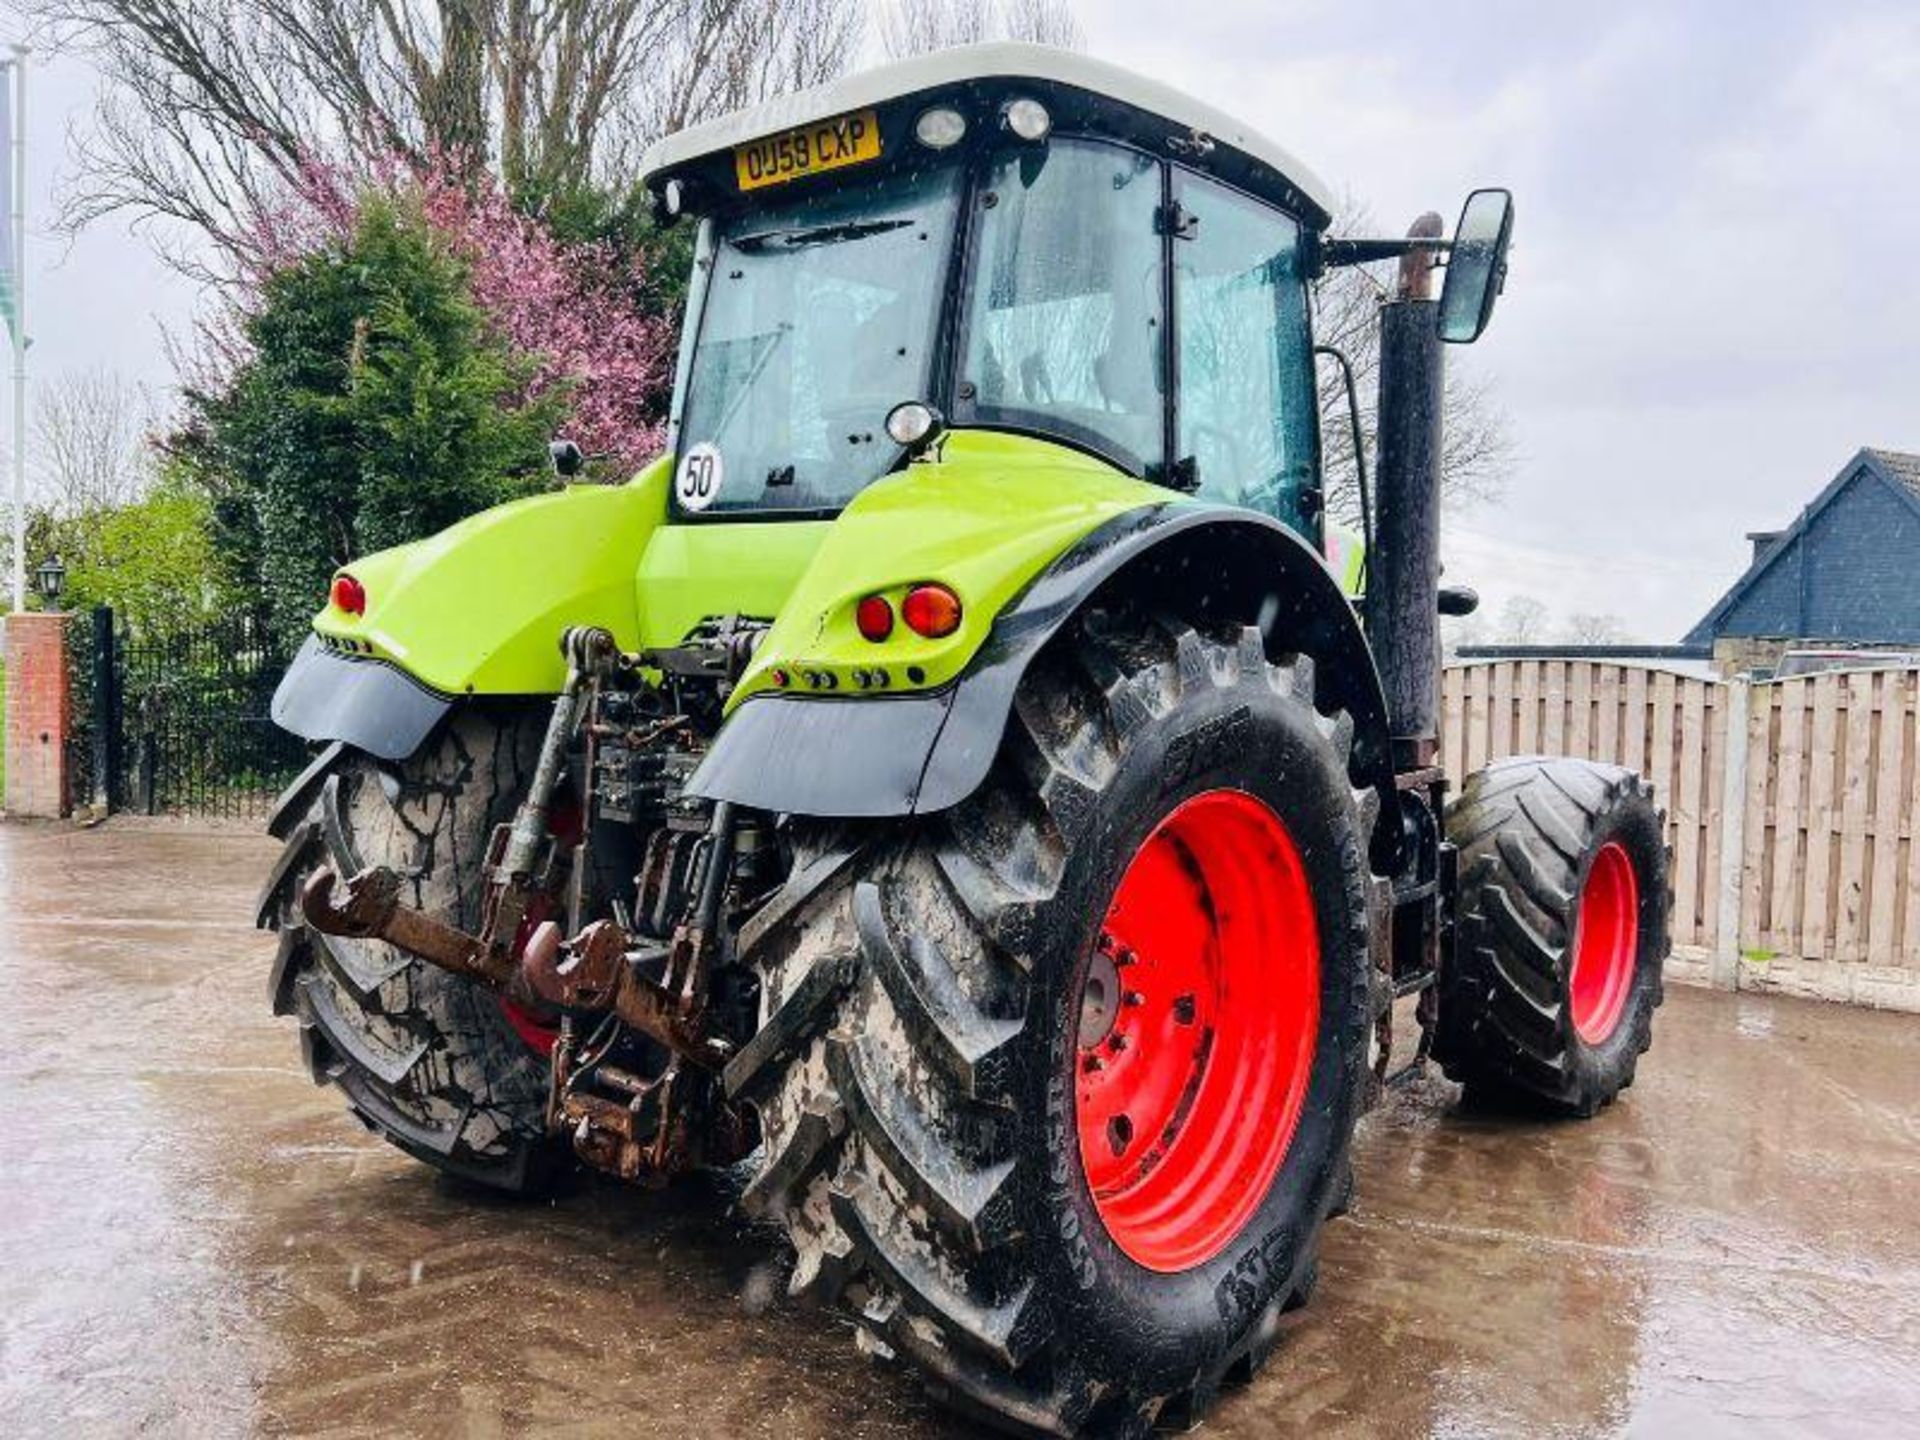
[[4, 613, 72, 819], [1711, 635, 1790, 679]]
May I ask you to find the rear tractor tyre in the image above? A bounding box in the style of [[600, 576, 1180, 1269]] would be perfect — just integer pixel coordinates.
[[255, 708, 567, 1194], [1435, 757, 1670, 1117], [730, 615, 1385, 1435]]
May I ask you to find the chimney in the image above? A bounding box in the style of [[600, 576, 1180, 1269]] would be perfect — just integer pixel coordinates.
[[1746, 530, 1783, 566]]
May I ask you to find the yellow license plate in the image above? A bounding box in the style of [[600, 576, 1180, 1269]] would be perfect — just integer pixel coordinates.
[[735, 110, 883, 192]]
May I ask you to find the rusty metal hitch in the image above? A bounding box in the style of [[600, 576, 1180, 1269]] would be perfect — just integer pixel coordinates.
[[300, 864, 525, 993], [522, 918, 732, 1072], [299, 864, 732, 1073]]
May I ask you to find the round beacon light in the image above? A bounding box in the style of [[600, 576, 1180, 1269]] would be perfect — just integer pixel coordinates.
[[885, 401, 944, 449], [915, 106, 968, 150]]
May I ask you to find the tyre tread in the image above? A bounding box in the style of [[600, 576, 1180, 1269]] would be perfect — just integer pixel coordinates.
[[735, 615, 1380, 1435], [262, 711, 561, 1195]]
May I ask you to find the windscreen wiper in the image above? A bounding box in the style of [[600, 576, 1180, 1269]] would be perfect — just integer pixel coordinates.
[[732, 218, 915, 253], [710, 324, 792, 444]]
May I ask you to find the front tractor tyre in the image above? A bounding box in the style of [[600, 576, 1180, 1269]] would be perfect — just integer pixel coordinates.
[[255, 708, 565, 1193], [1436, 757, 1671, 1116], [730, 616, 1385, 1435]]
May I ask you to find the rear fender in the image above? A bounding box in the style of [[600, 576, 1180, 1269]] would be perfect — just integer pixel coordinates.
[[272, 460, 670, 759], [687, 505, 1394, 817]]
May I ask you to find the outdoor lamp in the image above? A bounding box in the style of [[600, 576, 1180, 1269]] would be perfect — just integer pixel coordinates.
[[34, 553, 65, 605]]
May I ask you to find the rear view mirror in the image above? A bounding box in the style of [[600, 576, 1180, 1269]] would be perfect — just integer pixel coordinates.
[[549, 438, 585, 478], [1438, 189, 1514, 344]]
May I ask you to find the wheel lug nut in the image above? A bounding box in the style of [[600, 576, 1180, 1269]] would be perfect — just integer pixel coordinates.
[[1173, 993, 1197, 1025], [1115, 947, 1137, 968], [1082, 1054, 1105, 1073], [1097, 931, 1116, 956], [1107, 1033, 1128, 1053], [1124, 991, 1145, 1007]]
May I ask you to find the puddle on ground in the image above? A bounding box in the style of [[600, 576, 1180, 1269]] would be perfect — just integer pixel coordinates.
[[3, 822, 1916, 1437]]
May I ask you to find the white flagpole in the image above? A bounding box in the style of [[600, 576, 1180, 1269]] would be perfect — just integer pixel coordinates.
[[8, 46, 23, 614]]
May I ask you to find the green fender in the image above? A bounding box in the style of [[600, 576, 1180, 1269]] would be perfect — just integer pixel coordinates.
[[688, 498, 1394, 819], [725, 432, 1167, 709], [279, 434, 1164, 759], [309, 458, 674, 695]]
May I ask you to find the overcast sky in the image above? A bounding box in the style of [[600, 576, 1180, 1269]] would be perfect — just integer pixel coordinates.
[[5, 1, 1918, 640]]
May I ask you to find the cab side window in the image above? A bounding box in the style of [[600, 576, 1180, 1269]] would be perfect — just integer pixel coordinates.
[[959, 139, 1166, 476], [1174, 172, 1319, 529]]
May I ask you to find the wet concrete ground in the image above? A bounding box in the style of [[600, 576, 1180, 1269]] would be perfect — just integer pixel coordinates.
[[3, 820, 1917, 1439]]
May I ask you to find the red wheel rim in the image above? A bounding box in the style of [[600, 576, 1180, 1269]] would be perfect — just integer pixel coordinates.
[[1075, 789, 1320, 1273], [1569, 841, 1639, 1046]]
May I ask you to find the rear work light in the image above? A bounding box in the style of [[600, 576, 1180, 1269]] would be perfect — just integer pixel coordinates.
[[856, 594, 895, 642], [902, 583, 962, 639], [330, 574, 367, 616]]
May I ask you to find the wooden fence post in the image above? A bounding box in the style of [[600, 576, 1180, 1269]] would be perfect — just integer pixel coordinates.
[[1712, 677, 1752, 990]]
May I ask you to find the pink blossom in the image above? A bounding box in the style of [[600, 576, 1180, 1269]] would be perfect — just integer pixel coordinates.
[[217, 151, 673, 472]]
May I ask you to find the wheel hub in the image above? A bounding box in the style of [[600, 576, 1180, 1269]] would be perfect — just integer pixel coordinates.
[[1074, 789, 1321, 1273], [1078, 946, 1123, 1050]]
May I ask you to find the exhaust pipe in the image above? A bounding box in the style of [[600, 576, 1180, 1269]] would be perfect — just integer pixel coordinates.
[[1364, 214, 1447, 771]]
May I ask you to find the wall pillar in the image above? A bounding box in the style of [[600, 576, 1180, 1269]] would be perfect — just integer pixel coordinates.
[[4, 611, 73, 818]]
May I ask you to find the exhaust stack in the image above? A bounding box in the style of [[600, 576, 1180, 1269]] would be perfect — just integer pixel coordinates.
[[1365, 214, 1447, 770]]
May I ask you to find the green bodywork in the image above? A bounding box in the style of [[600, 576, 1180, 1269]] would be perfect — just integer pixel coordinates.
[[312, 430, 1360, 705]]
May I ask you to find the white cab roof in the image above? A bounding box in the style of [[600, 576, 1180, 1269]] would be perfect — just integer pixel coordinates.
[[640, 41, 1335, 216]]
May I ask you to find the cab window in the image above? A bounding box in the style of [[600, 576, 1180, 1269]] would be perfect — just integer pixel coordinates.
[[1173, 171, 1319, 530], [957, 139, 1166, 476], [673, 163, 965, 514]]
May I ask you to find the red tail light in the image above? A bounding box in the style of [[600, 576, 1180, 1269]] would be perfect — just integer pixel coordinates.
[[902, 583, 962, 639], [330, 574, 367, 616], [856, 594, 895, 642]]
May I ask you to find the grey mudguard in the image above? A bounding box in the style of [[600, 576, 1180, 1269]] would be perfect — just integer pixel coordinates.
[[686, 503, 1395, 818], [271, 635, 454, 762]]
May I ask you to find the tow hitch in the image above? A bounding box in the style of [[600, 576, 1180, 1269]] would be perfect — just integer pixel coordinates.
[[298, 625, 750, 1181]]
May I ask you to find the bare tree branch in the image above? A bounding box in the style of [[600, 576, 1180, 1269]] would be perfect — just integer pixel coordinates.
[[1314, 195, 1514, 529], [997, 0, 1081, 49], [1562, 612, 1629, 645], [32, 369, 159, 515], [34, 0, 863, 263], [1494, 594, 1549, 645], [879, 0, 1079, 59]]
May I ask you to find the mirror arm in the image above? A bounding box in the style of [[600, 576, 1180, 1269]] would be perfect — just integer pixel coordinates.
[[1319, 235, 1452, 270]]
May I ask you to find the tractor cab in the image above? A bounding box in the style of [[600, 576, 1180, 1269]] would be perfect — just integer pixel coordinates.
[[643, 43, 1347, 538]]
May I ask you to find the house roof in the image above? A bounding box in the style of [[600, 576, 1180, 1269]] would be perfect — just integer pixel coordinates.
[[1684, 447, 1920, 644], [639, 41, 1336, 217], [1865, 447, 1920, 502]]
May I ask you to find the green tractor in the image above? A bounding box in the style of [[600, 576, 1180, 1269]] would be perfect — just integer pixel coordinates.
[[260, 42, 1669, 1436]]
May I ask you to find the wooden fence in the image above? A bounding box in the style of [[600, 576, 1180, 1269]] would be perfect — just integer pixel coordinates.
[[1441, 661, 1920, 1009]]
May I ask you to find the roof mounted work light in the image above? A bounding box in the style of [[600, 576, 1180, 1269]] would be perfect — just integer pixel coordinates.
[[1003, 97, 1052, 142]]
